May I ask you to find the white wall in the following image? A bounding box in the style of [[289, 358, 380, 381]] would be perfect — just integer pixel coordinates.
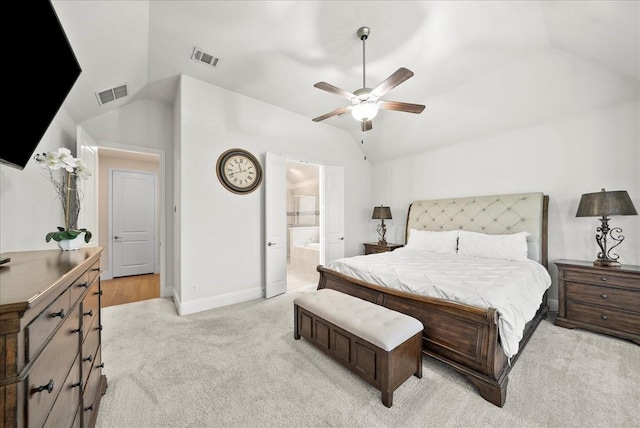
[[0, 107, 78, 253], [371, 100, 640, 311], [176, 75, 371, 315]]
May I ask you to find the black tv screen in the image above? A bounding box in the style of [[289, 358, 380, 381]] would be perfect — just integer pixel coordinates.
[[0, 1, 81, 170]]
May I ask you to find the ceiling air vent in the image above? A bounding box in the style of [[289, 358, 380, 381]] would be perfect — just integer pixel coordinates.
[[191, 47, 220, 68], [96, 83, 128, 106]]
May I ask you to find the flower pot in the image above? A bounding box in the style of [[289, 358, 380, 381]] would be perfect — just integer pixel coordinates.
[[57, 234, 84, 251]]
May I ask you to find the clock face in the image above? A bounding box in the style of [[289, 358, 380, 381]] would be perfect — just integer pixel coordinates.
[[216, 149, 263, 194]]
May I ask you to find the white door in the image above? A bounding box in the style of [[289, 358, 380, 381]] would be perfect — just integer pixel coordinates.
[[321, 165, 345, 265], [265, 152, 287, 298], [76, 126, 98, 246], [111, 170, 156, 277]]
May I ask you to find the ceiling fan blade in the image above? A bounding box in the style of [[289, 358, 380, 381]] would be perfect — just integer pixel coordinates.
[[313, 82, 356, 100], [380, 100, 425, 114], [312, 106, 351, 122], [370, 68, 414, 98], [361, 120, 372, 132]]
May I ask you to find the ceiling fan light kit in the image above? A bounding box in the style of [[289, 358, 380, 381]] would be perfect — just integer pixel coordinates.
[[312, 27, 425, 131]]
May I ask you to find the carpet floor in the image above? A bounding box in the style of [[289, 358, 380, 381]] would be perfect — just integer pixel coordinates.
[[96, 286, 639, 427]]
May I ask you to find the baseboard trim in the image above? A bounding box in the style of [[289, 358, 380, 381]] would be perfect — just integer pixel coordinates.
[[547, 298, 558, 313], [176, 287, 263, 316]]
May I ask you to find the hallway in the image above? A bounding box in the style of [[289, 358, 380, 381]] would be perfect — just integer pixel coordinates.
[[101, 273, 160, 307]]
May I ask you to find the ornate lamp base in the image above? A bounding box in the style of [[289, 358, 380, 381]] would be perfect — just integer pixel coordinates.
[[594, 259, 621, 268], [376, 219, 387, 246], [589, 216, 627, 269]]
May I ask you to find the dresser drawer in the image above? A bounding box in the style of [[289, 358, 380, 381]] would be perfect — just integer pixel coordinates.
[[564, 270, 639, 289], [566, 301, 640, 335], [82, 350, 103, 428], [43, 354, 81, 428], [81, 280, 101, 342], [27, 289, 72, 361], [27, 310, 80, 428], [81, 317, 101, 387], [566, 282, 640, 312], [69, 260, 101, 307]]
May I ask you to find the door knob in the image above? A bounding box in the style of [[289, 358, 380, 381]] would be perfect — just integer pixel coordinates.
[[339, 237, 344, 241], [114, 236, 121, 240], [267, 242, 276, 246]]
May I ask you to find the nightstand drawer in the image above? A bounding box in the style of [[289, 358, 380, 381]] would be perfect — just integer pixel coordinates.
[[566, 301, 640, 335], [367, 247, 389, 254], [566, 282, 640, 312], [564, 270, 639, 289]]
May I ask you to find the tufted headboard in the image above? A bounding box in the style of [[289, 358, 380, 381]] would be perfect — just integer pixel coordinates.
[[405, 192, 548, 267]]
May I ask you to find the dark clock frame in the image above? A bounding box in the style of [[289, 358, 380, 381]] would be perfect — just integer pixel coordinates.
[[216, 148, 263, 194]]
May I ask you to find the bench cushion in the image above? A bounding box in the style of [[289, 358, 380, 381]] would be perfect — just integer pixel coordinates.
[[294, 289, 424, 351]]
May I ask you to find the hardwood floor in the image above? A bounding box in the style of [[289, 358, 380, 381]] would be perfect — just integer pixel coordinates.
[[101, 273, 160, 308]]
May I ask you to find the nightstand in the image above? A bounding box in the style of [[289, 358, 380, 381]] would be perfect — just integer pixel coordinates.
[[555, 259, 639, 345], [364, 242, 404, 255]]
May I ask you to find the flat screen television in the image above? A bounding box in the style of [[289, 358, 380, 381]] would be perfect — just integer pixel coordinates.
[[0, 1, 81, 170]]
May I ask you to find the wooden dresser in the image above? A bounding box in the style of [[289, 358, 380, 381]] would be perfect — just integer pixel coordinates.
[[555, 259, 639, 345], [0, 248, 107, 428]]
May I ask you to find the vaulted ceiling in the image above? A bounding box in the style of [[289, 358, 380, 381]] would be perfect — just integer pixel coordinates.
[[53, 1, 639, 163]]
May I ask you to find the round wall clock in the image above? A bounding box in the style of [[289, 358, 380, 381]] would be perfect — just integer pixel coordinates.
[[216, 148, 263, 194]]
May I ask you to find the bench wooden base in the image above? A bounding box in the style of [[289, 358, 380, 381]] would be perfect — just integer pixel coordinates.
[[294, 304, 422, 407]]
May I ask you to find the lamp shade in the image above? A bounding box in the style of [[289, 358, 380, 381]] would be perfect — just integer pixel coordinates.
[[576, 189, 638, 217], [372, 206, 392, 220]]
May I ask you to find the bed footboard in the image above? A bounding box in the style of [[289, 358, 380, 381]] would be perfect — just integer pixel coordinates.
[[317, 265, 547, 407]]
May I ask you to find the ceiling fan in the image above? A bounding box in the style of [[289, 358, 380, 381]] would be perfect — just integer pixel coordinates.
[[312, 26, 425, 132]]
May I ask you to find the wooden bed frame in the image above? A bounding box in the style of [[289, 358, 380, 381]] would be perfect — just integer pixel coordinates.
[[316, 193, 549, 407]]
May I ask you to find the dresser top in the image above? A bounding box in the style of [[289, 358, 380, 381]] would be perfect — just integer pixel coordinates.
[[0, 247, 103, 310], [555, 259, 640, 274]]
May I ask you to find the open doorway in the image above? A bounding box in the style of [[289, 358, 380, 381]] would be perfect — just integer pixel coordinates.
[[97, 147, 162, 306], [286, 160, 320, 291]]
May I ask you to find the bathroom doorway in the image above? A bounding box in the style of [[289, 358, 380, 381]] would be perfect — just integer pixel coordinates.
[[286, 160, 320, 291]]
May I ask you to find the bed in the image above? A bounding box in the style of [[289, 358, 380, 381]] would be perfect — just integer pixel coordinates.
[[316, 192, 550, 407]]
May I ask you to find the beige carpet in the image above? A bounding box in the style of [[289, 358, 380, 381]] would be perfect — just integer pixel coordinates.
[[96, 287, 639, 428]]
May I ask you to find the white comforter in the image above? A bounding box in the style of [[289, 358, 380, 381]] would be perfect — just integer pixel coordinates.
[[327, 248, 552, 359]]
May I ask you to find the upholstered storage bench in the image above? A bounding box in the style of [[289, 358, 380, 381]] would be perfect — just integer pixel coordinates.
[[293, 289, 423, 407]]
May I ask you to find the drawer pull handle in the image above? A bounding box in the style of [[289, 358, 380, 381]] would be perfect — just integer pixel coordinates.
[[72, 327, 83, 334], [97, 290, 103, 296], [98, 325, 104, 331], [91, 267, 100, 272], [51, 309, 66, 319], [601, 315, 608, 320], [34, 379, 54, 394], [600, 294, 608, 299], [601, 277, 607, 281], [84, 309, 94, 317], [79, 282, 89, 289], [83, 354, 93, 363], [96, 363, 105, 369], [84, 404, 94, 412], [71, 380, 82, 388]]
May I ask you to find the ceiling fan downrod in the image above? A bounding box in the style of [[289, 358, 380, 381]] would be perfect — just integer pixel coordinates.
[[357, 26, 370, 89]]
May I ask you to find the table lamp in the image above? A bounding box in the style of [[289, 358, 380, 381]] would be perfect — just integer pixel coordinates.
[[372, 205, 392, 245], [576, 188, 638, 267]]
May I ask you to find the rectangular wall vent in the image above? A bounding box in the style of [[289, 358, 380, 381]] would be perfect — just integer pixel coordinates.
[[191, 47, 220, 68], [96, 83, 128, 106]]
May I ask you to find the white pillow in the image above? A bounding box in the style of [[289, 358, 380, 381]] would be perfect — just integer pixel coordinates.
[[457, 230, 530, 261], [406, 229, 459, 254]]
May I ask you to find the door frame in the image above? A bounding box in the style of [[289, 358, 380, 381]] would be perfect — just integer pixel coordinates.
[[109, 168, 158, 278], [95, 142, 168, 297]]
